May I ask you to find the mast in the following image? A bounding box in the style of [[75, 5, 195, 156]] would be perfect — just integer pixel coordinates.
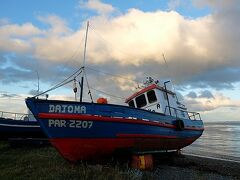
[[80, 21, 89, 102]]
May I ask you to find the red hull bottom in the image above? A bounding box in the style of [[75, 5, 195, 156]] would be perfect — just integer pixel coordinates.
[[50, 137, 199, 162]]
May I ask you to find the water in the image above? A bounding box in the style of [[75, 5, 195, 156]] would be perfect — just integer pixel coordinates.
[[183, 121, 240, 162]]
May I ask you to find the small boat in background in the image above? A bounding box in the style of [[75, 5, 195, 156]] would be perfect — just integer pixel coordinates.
[[0, 110, 46, 141]]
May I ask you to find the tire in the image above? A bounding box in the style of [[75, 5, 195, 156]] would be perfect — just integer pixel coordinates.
[[175, 119, 184, 131]]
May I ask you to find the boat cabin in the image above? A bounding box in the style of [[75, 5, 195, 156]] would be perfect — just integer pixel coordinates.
[[125, 79, 189, 119]]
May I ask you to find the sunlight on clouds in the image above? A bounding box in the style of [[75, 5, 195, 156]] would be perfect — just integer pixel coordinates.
[[0, 23, 42, 37], [110, 74, 137, 91], [0, 5, 239, 72], [79, 0, 115, 15], [0, 23, 42, 53], [0, 96, 28, 114], [0, 0, 240, 120], [37, 15, 71, 35]]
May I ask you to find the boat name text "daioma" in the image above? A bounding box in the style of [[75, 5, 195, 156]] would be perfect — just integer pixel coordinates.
[[49, 105, 86, 114]]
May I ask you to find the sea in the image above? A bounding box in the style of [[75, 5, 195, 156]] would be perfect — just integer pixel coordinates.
[[183, 121, 240, 162]]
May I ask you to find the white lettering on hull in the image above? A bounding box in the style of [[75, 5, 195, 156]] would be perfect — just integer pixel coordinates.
[[48, 119, 93, 129], [49, 105, 86, 114]]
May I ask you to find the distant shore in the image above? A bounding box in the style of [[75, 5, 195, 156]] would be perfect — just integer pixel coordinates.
[[0, 142, 239, 179]]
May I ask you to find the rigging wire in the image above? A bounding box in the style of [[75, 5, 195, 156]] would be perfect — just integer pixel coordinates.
[[88, 25, 141, 62], [85, 66, 142, 84], [161, 53, 180, 101], [33, 78, 76, 98], [89, 86, 125, 100], [34, 68, 83, 97], [89, 24, 165, 83], [50, 36, 85, 84], [33, 34, 86, 98]]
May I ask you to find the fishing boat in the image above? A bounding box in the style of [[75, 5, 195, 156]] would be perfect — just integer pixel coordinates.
[[0, 110, 46, 140], [25, 22, 204, 162]]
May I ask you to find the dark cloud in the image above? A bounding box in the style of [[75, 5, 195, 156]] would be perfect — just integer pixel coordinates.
[[186, 91, 197, 98], [199, 90, 214, 99], [0, 54, 78, 87], [0, 93, 20, 98], [0, 66, 32, 83], [183, 67, 240, 90]]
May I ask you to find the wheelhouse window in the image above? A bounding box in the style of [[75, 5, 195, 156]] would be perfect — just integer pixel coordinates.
[[147, 90, 157, 103], [136, 94, 147, 108], [128, 100, 135, 107]]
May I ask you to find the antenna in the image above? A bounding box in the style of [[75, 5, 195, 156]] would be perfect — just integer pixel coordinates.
[[162, 53, 169, 68], [162, 53, 179, 102], [36, 71, 40, 95], [80, 21, 90, 102]]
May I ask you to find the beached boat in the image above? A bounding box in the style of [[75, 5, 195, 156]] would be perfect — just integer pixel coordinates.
[[0, 110, 46, 140], [25, 22, 204, 162], [25, 77, 204, 162]]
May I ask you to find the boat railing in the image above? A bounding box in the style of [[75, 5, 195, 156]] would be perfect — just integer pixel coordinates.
[[164, 106, 201, 121], [0, 110, 34, 121]]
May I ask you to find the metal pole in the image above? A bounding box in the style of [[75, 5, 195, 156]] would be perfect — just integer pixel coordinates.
[[80, 76, 84, 102], [164, 81, 171, 116], [80, 21, 89, 102], [83, 21, 89, 67]]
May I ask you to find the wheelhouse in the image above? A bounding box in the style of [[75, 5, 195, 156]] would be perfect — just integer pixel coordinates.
[[125, 80, 195, 120]]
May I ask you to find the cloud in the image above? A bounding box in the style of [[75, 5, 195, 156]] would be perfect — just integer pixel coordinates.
[[1, 1, 240, 96], [184, 67, 240, 90], [186, 91, 197, 98], [79, 0, 115, 15], [199, 90, 214, 99], [184, 91, 240, 112], [0, 93, 20, 98], [0, 22, 42, 53], [37, 15, 71, 35], [193, 0, 238, 10], [168, 0, 181, 10], [0, 23, 42, 38], [0, 18, 10, 25]]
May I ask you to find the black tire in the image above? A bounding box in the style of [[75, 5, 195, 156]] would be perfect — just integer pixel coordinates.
[[175, 119, 184, 131]]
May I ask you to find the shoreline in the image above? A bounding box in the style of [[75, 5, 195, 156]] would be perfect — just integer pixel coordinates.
[[183, 152, 240, 164]]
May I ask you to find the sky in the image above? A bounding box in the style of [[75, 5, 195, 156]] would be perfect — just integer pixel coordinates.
[[0, 0, 240, 122]]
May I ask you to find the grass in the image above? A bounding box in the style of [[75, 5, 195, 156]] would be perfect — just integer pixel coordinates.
[[0, 142, 152, 180], [0, 142, 235, 180]]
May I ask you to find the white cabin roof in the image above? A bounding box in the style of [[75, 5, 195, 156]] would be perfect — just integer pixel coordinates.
[[125, 83, 175, 103]]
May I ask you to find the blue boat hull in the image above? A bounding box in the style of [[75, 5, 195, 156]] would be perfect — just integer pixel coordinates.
[[0, 118, 46, 140], [26, 98, 204, 161]]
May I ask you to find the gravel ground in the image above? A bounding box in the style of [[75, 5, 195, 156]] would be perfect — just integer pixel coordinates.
[[148, 153, 240, 180]]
